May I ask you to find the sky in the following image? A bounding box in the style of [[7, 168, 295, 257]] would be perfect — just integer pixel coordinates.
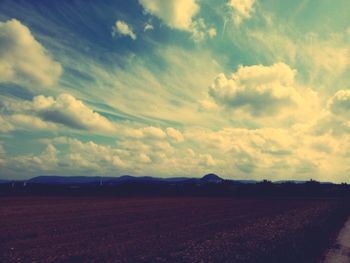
[[0, 0, 350, 182]]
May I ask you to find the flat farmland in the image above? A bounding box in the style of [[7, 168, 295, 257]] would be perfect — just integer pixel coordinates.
[[0, 197, 348, 263]]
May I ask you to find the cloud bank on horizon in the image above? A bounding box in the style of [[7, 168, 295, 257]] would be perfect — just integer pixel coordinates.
[[0, 0, 350, 182]]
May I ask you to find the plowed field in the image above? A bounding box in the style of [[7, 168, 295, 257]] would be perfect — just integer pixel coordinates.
[[0, 197, 347, 263]]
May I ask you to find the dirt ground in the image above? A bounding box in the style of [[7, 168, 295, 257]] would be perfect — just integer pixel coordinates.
[[0, 197, 348, 263]]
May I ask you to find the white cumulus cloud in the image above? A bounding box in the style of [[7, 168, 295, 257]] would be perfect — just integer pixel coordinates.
[[142, 126, 167, 139], [166, 127, 184, 142], [144, 23, 154, 31], [33, 94, 116, 133], [2, 94, 116, 133], [312, 89, 350, 135], [327, 89, 350, 115], [112, 20, 137, 40], [190, 18, 217, 42], [209, 63, 303, 116], [139, 0, 199, 31], [138, 0, 216, 42], [228, 0, 256, 25], [0, 19, 62, 87], [0, 115, 14, 133]]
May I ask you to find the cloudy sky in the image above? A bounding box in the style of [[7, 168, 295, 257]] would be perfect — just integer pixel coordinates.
[[0, 0, 350, 182]]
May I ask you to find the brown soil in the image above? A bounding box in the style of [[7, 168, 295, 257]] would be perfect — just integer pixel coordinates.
[[0, 197, 348, 263]]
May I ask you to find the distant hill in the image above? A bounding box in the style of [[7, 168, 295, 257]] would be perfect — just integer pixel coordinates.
[[0, 174, 347, 198], [0, 174, 262, 186], [25, 174, 229, 185], [201, 174, 223, 183], [0, 179, 10, 184], [3, 174, 334, 186], [28, 176, 112, 184], [26, 175, 199, 185]]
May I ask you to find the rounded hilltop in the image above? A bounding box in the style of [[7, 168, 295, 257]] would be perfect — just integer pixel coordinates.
[[201, 173, 223, 183]]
